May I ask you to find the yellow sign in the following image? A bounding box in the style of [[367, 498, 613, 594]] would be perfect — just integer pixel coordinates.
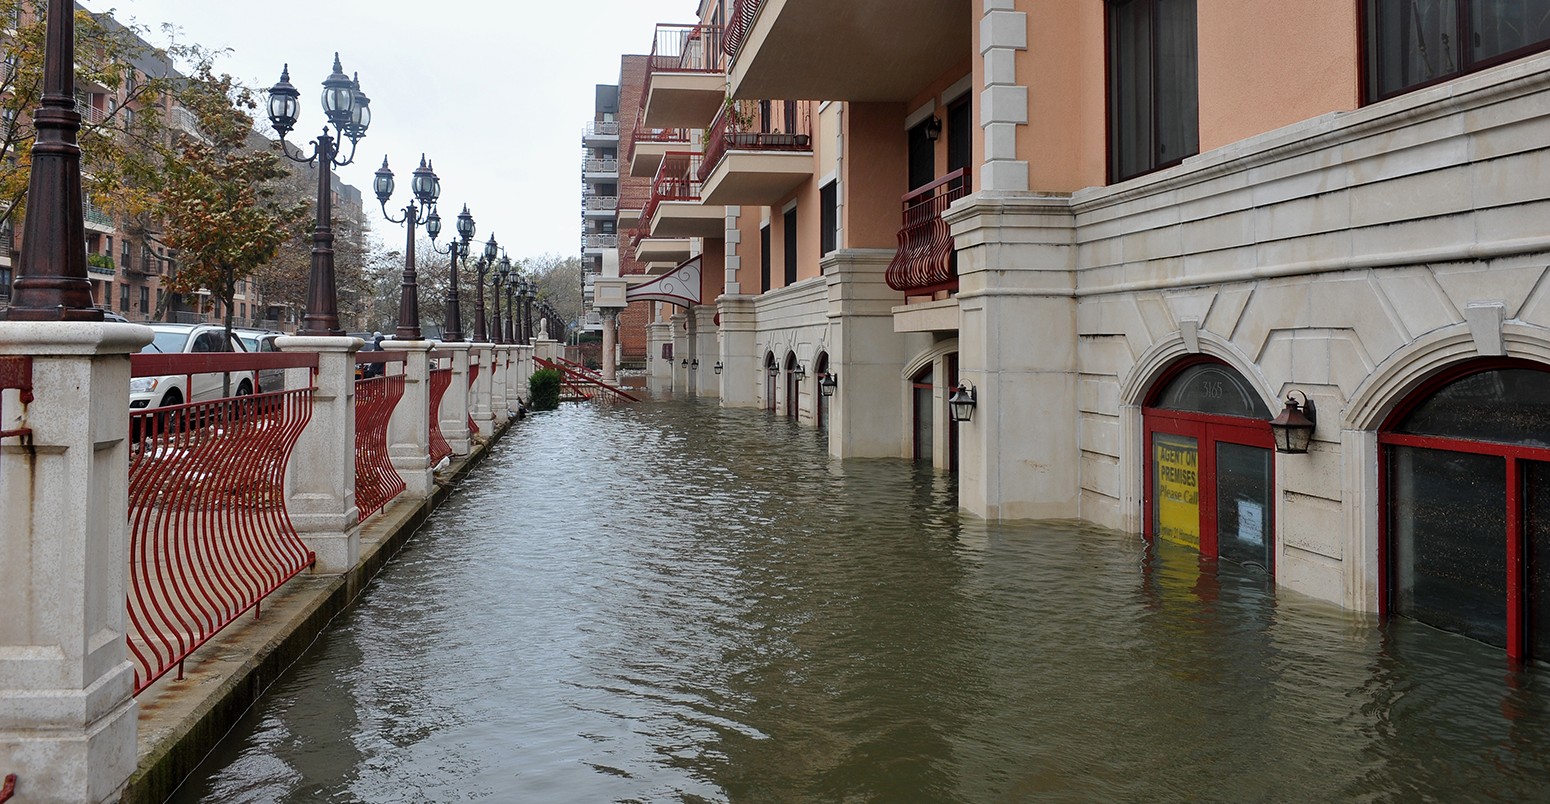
[[1154, 435, 1200, 550]]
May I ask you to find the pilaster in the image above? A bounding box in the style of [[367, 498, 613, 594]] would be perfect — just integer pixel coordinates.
[[470, 343, 496, 438], [439, 341, 473, 456], [823, 249, 917, 458], [276, 335, 364, 573], [690, 305, 719, 398], [0, 322, 149, 803], [490, 346, 510, 427], [715, 295, 758, 407]]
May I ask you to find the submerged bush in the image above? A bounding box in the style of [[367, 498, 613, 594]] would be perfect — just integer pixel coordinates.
[[529, 368, 562, 411]]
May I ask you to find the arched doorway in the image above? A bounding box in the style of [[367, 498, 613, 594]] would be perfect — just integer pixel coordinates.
[[912, 364, 934, 463], [813, 352, 830, 431], [764, 352, 777, 412], [784, 352, 799, 420], [1142, 359, 1274, 570], [1380, 359, 1550, 660]]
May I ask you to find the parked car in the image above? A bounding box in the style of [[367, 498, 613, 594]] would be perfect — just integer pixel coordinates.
[[130, 324, 255, 412], [234, 329, 285, 393]]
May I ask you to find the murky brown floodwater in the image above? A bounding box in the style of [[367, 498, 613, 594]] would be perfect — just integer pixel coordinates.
[[172, 396, 1550, 803]]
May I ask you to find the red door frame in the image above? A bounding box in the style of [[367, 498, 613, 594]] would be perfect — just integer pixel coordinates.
[[1375, 358, 1550, 662], [1140, 358, 1276, 563]]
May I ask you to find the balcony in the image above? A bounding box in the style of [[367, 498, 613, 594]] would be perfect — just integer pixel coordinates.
[[725, 0, 971, 102], [885, 168, 970, 296], [583, 158, 620, 178], [628, 110, 690, 178], [699, 99, 813, 206], [583, 233, 619, 251], [643, 24, 727, 128], [635, 236, 694, 269], [583, 194, 618, 219], [583, 120, 621, 145], [83, 201, 113, 233], [643, 152, 724, 239]]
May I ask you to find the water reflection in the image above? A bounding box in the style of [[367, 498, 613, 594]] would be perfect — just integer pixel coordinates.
[[174, 398, 1550, 802]]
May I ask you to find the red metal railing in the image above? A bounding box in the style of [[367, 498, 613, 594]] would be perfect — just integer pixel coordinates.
[[885, 167, 972, 295], [0, 356, 32, 441], [466, 360, 480, 437], [536, 356, 640, 403], [428, 351, 454, 466], [724, 0, 762, 58], [627, 108, 690, 168], [642, 151, 705, 231], [647, 23, 724, 88], [126, 351, 319, 694], [700, 98, 811, 182], [1, 774, 14, 804], [355, 351, 406, 522]]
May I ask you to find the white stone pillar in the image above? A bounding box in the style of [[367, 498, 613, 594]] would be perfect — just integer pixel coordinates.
[[382, 340, 436, 502], [470, 343, 495, 438], [512, 344, 533, 408], [715, 295, 758, 407], [440, 341, 472, 456], [534, 337, 560, 363], [0, 322, 149, 803], [277, 335, 364, 573], [491, 345, 510, 425], [822, 250, 922, 459], [670, 312, 689, 390], [691, 305, 719, 398]]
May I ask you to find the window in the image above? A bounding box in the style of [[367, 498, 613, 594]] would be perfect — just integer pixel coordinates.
[[819, 181, 837, 257], [782, 206, 797, 286], [1143, 360, 1274, 570], [119, 282, 129, 312], [1381, 361, 1550, 660], [0, 265, 10, 300], [1107, 0, 1199, 181], [1363, 0, 1550, 102], [947, 95, 972, 175], [760, 223, 771, 293], [121, 239, 131, 270], [139, 286, 148, 314]]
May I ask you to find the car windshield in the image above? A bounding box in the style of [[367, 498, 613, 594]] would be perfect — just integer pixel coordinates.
[[141, 330, 190, 354], [238, 336, 259, 351]]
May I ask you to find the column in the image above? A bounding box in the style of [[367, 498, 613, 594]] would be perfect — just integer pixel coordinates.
[[382, 340, 435, 502], [511, 344, 533, 409], [0, 322, 148, 802], [277, 335, 364, 571], [691, 305, 719, 398], [670, 311, 688, 390], [471, 343, 495, 438], [601, 308, 619, 384], [715, 295, 758, 407], [440, 341, 472, 456], [823, 250, 921, 458], [491, 345, 510, 426]]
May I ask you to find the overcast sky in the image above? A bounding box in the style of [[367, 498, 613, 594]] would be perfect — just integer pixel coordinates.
[[80, 0, 695, 259]]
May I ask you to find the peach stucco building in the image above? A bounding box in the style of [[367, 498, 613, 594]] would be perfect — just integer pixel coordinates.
[[602, 0, 1550, 662]]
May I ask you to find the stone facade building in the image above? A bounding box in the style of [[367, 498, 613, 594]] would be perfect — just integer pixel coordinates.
[[612, 0, 1550, 662]]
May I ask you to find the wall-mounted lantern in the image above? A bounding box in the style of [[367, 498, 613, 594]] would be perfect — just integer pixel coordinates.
[[948, 382, 977, 423], [767, 363, 779, 377], [691, 358, 699, 370], [1269, 390, 1317, 454], [713, 361, 724, 375], [794, 363, 807, 382], [818, 372, 837, 397]]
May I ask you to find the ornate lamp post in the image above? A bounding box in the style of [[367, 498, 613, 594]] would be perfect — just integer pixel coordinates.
[[521, 279, 535, 344], [2, 0, 98, 321], [491, 253, 511, 345], [267, 55, 371, 336], [503, 267, 518, 345], [427, 204, 475, 342], [374, 155, 440, 340], [472, 234, 498, 342]]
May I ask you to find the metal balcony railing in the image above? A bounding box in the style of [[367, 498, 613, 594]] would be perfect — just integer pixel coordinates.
[[585, 120, 620, 137], [583, 195, 619, 211], [83, 201, 112, 228], [641, 152, 704, 231], [724, 0, 763, 58], [699, 98, 811, 182], [76, 100, 108, 125], [584, 233, 619, 249], [627, 109, 691, 166], [885, 168, 971, 295], [647, 23, 724, 87], [584, 158, 620, 174]]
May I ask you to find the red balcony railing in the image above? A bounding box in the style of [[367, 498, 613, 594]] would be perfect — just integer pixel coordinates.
[[428, 351, 454, 466], [885, 167, 971, 295], [724, 0, 762, 58], [626, 108, 690, 167], [355, 352, 406, 522], [699, 98, 812, 182], [647, 24, 724, 85], [126, 351, 319, 694], [641, 151, 705, 230]]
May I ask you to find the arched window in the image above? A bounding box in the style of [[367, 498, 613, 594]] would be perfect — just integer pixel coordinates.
[[763, 352, 777, 413], [814, 352, 830, 432], [912, 365, 934, 463], [784, 352, 799, 420], [1380, 360, 1550, 660], [1143, 359, 1274, 570]]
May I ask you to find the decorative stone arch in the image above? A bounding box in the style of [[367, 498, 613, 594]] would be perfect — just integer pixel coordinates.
[[901, 338, 960, 382], [902, 338, 962, 470], [762, 349, 779, 412]]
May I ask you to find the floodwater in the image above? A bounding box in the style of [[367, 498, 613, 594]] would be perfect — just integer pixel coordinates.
[[173, 397, 1550, 803]]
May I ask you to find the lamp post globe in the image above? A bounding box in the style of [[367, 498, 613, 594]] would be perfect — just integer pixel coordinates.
[[378, 154, 439, 341]]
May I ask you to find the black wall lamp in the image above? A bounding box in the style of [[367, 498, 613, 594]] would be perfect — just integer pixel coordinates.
[[691, 358, 699, 370], [923, 114, 942, 141], [767, 363, 779, 377], [948, 382, 977, 423], [1269, 390, 1317, 454], [794, 363, 807, 382], [713, 361, 724, 375], [818, 372, 837, 397]]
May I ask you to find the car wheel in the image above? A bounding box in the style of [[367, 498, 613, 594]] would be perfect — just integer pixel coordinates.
[[151, 389, 184, 437]]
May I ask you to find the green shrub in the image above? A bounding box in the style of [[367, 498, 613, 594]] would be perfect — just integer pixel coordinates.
[[529, 368, 562, 411]]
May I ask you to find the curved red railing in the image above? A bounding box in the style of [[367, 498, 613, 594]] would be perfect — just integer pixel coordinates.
[[1, 774, 15, 803], [699, 99, 811, 183], [886, 167, 971, 295], [354, 366, 405, 523], [0, 356, 33, 441], [428, 351, 454, 466], [724, 0, 761, 58], [126, 351, 318, 694], [536, 356, 639, 403]]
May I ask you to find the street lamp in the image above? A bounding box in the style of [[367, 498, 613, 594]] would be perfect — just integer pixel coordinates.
[[427, 204, 475, 342], [375, 155, 439, 340], [521, 279, 535, 344], [503, 261, 518, 345], [492, 253, 511, 345], [267, 55, 371, 335], [3, 0, 99, 320], [472, 234, 498, 342]]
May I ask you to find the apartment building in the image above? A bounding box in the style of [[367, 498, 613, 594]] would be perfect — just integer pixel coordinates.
[[617, 1, 1550, 661], [583, 69, 654, 366]]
